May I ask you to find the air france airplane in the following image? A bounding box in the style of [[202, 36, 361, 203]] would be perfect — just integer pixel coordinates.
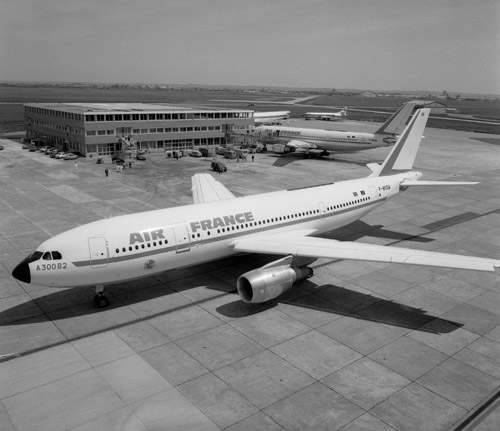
[[12, 109, 499, 308], [246, 101, 425, 156], [304, 107, 347, 121], [253, 111, 290, 125]]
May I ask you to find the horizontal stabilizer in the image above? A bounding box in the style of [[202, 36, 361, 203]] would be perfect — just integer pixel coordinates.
[[401, 180, 480, 186], [191, 173, 235, 204]]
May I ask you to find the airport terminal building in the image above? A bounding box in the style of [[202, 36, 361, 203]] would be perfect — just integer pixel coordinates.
[[24, 103, 254, 157]]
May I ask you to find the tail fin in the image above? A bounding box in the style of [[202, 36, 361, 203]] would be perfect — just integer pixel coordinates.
[[371, 108, 430, 177], [374, 101, 423, 136]]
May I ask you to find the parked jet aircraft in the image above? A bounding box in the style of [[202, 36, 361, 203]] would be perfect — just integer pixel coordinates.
[[246, 101, 424, 156], [304, 107, 347, 121], [253, 110, 290, 125], [12, 109, 499, 308]]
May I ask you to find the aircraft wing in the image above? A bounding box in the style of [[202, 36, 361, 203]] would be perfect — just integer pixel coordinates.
[[233, 234, 500, 273], [191, 173, 235, 204], [286, 140, 317, 149]]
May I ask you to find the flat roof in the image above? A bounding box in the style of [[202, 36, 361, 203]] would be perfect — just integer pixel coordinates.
[[25, 102, 253, 115]]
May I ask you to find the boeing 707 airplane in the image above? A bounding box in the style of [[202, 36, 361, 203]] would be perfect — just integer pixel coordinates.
[[253, 110, 290, 125], [12, 109, 499, 308], [245, 101, 425, 156], [304, 107, 347, 121]]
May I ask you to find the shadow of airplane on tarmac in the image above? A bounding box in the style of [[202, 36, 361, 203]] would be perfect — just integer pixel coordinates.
[[269, 153, 371, 168], [320, 220, 435, 243], [1, 275, 462, 338], [216, 280, 463, 335]]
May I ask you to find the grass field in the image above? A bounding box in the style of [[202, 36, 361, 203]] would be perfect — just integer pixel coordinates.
[[1, 85, 499, 134]]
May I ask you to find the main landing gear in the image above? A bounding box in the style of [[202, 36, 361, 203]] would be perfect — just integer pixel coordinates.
[[93, 285, 109, 308], [306, 267, 314, 278]]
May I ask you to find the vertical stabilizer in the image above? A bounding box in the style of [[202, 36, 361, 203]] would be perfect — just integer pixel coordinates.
[[375, 108, 430, 176], [375, 101, 423, 136]]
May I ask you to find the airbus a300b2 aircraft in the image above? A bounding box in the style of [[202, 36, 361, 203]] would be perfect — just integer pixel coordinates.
[[12, 109, 499, 308]]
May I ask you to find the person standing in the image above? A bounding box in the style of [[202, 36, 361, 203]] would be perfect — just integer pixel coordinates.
[[105, 168, 109, 177]]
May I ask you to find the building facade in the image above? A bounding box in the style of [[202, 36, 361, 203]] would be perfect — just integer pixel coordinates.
[[24, 103, 254, 157]]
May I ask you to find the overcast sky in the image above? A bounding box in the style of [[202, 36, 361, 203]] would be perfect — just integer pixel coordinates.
[[1, 0, 499, 94]]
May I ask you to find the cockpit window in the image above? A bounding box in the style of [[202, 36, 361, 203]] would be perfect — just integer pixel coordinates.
[[41, 251, 63, 260], [26, 251, 43, 263]]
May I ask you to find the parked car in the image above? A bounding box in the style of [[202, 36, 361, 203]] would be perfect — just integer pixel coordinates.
[[29, 145, 37, 152], [55, 152, 67, 159], [22, 144, 30, 150], [211, 161, 227, 173], [64, 153, 78, 160], [189, 150, 202, 157], [136, 151, 147, 160], [224, 150, 236, 159], [39, 146, 47, 152], [198, 147, 210, 157]]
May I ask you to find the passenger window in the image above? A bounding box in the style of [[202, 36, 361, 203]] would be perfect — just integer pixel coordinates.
[[52, 251, 62, 260], [43, 252, 52, 260]]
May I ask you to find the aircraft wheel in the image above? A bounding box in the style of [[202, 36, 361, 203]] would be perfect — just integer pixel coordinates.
[[94, 294, 109, 308], [307, 267, 314, 278]]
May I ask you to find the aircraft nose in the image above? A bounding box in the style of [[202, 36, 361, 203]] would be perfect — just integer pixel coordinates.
[[12, 260, 31, 283]]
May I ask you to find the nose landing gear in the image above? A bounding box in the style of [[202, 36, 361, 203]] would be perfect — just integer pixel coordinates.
[[93, 285, 109, 308]]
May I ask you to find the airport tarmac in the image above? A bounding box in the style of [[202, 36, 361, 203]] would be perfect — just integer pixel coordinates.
[[1, 119, 500, 430]]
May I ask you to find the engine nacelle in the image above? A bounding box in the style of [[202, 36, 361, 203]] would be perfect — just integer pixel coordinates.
[[237, 263, 312, 304]]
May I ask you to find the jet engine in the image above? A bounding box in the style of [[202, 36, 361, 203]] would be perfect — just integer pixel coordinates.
[[237, 255, 313, 304]]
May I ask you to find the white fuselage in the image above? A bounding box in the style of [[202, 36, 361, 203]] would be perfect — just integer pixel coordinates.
[[253, 111, 290, 125], [304, 112, 344, 121], [252, 125, 393, 152], [26, 174, 407, 288]]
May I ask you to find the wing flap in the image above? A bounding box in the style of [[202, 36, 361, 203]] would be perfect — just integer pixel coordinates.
[[233, 235, 500, 273], [401, 180, 480, 186], [191, 173, 235, 204]]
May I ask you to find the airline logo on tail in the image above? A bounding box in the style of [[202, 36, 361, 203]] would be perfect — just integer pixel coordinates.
[[371, 108, 430, 177]]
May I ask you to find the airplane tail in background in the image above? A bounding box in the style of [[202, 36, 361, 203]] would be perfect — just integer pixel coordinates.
[[374, 101, 424, 137], [369, 108, 430, 177], [341, 107, 347, 117]]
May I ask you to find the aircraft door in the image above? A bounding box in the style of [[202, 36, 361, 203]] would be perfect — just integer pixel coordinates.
[[318, 201, 327, 220], [88, 236, 109, 268], [171, 224, 191, 253], [370, 187, 381, 200]]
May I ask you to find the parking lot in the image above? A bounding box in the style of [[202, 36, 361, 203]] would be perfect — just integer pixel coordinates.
[[1, 120, 500, 430]]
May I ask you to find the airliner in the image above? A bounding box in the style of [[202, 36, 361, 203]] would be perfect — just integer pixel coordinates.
[[246, 101, 425, 156], [304, 107, 347, 121], [253, 111, 290, 125], [12, 109, 499, 308]]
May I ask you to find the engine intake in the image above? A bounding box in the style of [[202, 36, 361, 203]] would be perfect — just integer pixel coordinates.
[[237, 257, 312, 303]]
